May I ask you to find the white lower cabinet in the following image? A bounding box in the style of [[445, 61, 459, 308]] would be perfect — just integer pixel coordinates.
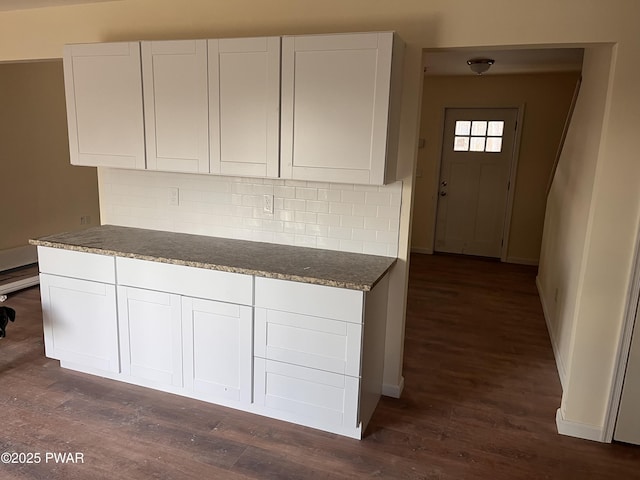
[[40, 273, 120, 374], [182, 296, 253, 404], [37, 247, 389, 439], [117, 286, 183, 387], [253, 276, 387, 439]]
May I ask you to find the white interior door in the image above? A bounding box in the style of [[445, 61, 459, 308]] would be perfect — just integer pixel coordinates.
[[435, 108, 518, 258]]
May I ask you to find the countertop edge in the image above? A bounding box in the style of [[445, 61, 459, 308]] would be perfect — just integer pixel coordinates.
[[30, 238, 393, 292]]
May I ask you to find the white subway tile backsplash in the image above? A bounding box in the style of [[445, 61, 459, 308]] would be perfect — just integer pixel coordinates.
[[340, 215, 364, 229], [328, 225, 353, 240], [377, 205, 401, 219], [364, 217, 391, 231], [99, 168, 401, 257], [305, 200, 329, 213], [329, 202, 353, 215], [284, 198, 306, 211], [353, 204, 378, 217], [317, 213, 341, 226], [295, 187, 318, 201], [365, 191, 392, 205], [352, 228, 378, 242], [341, 190, 366, 204], [294, 211, 317, 224], [317, 189, 341, 202], [274, 186, 296, 198]]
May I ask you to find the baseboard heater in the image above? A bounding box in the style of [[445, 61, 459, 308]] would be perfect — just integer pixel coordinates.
[[0, 245, 40, 295]]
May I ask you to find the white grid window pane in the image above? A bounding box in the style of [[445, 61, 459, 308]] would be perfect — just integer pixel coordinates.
[[470, 137, 486, 152], [455, 121, 471, 136], [486, 137, 503, 152], [487, 121, 504, 136], [471, 121, 487, 136], [454, 136, 470, 151]]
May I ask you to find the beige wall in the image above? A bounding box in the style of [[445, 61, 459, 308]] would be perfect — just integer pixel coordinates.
[[412, 72, 580, 263], [0, 60, 100, 252], [1, 0, 639, 439]]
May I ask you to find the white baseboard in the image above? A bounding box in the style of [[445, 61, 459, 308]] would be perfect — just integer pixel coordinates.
[[556, 408, 605, 442], [0, 276, 40, 296], [0, 245, 38, 272], [382, 376, 404, 398], [536, 276, 567, 390], [506, 256, 539, 266]]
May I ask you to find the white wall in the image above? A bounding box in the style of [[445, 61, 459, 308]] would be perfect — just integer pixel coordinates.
[[99, 168, 402, 257]]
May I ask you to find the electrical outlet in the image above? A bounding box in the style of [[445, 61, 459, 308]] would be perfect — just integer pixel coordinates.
[[168, 187, 179, 206], [263, 194, 274, 214]]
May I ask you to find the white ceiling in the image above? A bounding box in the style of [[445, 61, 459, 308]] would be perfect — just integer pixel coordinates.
[[423, 48, 584, 76], [0, 0, 113, 11]]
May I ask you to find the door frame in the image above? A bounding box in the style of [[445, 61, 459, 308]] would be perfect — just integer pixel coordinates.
[[603, 218, 640, 442], [429, 104, 525, 261]]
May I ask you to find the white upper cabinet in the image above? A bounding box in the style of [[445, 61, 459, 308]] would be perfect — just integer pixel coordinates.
[[209, 37, 281, 178], [142, 40, 210, 174], [63, 32, 401, 185], [63, 42, 145, 169], [280, 32, 402, 185]]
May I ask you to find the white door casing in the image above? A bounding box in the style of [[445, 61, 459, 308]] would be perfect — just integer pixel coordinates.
[[434, 107, 519, 258]]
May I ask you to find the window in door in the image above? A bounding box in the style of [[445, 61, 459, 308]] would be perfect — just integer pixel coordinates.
[[453, 120, 505, 153]]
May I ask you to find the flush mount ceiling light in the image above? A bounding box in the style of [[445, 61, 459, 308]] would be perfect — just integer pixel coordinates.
[[467, 58, 495, 75]]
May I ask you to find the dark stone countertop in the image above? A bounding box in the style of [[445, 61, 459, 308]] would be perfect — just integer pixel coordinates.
[[30, 225, 396, 291]]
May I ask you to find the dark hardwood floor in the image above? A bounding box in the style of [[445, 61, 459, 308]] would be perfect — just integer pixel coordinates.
[[1, 253, 639, 479]]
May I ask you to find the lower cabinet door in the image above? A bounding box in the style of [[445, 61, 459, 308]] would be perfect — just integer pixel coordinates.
[[253, 357, 360, 433], [40, 273, 119, 373], [117, 286, 183, 387], [182, 296, 253, 404]]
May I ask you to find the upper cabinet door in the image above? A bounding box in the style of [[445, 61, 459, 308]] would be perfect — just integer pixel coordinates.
[[142, 40, 209, 174], [63, 42, 145, 169], [209, 37, 281, 178], [281, 32, 397, 185]]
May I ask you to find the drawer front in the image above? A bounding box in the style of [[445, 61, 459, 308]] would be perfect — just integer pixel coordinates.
[[254, 277, 363, 323], [116, 257, 253, 305], [255, 308, 362, 377], [254, 358, 359, 430], [38, 246, 115, 284]]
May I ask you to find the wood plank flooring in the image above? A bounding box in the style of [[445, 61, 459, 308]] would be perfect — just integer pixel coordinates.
[[1, 253, 639, 479]]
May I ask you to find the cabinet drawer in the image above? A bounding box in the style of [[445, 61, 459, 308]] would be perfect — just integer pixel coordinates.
[[38, 246, 115, 284], [255, 308, 362, 377], [116, 257, 253, 305], [254, 358, 359, 431], [254, 277, 363, 323]]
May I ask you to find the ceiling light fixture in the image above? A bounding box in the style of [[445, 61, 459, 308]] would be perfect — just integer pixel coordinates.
[[467, 58, 495, 75]]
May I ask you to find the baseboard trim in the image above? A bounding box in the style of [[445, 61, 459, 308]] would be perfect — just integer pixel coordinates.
[[556, 408, 605, 442], [536, 276, 567, 390], [382, 376, 404, 398], [506, 256, 539, 266], [0, 276, 40, 296], [0, 245, 37, 272], [410, 247, 433, 255]]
